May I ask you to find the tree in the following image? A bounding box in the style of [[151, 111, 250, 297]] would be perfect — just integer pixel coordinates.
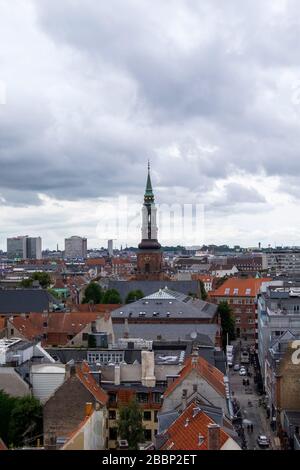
[[214, 276, 228, 290], [217, 301, 236, 349], [82, 282, 103, 304], [125, 290, 144, 304], [21, 272, 51, 289], [102, 288, 122, 304], [0, 391, 42, 448], [117, 400, 145, 449], [199, 281, 208, 300], [8, 396, 43, 447], [0, 390, 17, 446], [21, 278, 33, 288]]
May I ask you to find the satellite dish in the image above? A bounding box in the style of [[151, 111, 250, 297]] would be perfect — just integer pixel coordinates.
[[190, 331, 197, 340]]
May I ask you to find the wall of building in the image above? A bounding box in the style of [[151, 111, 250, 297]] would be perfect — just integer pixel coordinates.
[[161, 369, 227, 415], [43, 374, 99, 448], [278, 345, 300, 412], [62, 408, 107, 450]]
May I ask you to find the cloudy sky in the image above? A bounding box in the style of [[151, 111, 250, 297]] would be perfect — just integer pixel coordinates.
[[1, 0, 300, 250]]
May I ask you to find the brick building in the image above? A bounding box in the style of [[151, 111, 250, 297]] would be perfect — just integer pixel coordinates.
[[210, 277, 271, 343]]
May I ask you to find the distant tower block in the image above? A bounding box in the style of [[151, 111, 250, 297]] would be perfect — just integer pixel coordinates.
[[108, 239, 114, 257]]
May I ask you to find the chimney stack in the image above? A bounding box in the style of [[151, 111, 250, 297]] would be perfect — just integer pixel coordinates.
[[85, 402, 93, 417], [207, 424, 221, 450], [114, 365, 121, 386], [124, 318, 129, 339]]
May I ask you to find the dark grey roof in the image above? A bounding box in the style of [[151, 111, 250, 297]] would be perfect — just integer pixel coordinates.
[[111, 288, 217, 321], [198, 347, 226, 374], [0, 289, 53, 314], [158, 410, 179, 434], [107, 280, 200, 302], [113, 323, 219, 344], [45, 348, 88, 363]]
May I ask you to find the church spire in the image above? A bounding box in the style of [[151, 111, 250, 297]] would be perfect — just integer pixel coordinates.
[[144, 160, 154, 203]]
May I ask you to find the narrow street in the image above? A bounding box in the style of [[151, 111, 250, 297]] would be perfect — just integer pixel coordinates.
[[228, 350, 277, 451]]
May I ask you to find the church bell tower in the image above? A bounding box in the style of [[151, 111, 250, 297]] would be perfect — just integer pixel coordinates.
[[136, 162, 164, 280]]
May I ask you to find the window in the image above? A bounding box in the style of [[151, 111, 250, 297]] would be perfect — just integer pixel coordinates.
[[152, 392, 161, 404], [108, 393, 117, 404], [193, 384, 198, 393], [233, 288, 239, 295], [154, 411, 158, 423], [245, 288, 251, 295], [236, 317, 241, 324], [43, 322, 47, 328], [143, 411, 151, 421], [182, 389, 187, 398], [144, 429, 152, 441], [82, 333, 88, 341], [137, 393, 148, 404], [109, 427, 118, 440], [109, 410, 116, 420], [11, 329, 14, 335], [225, 288, 230, 295]]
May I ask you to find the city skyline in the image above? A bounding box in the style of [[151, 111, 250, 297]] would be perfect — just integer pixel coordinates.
[[1, 1, 300, 249]]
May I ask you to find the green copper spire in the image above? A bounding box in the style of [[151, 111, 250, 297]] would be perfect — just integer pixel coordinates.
[[144, 160, 154, 203]]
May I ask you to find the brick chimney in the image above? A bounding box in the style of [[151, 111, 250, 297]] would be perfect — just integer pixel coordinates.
[[85, 402, 93, 417], [207, 424, 221, 450]]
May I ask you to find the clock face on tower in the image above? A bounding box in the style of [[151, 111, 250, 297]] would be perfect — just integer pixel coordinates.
[[144, 255, 151, 262]]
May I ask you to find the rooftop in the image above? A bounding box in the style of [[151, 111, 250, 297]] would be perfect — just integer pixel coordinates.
[[211, 277, 271, 298], [164, 356, 226, 399], [160, 401, 236, 451], [111, 287, 217, 320]]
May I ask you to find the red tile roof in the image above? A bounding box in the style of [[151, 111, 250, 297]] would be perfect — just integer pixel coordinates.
[[164, 356, 225, 398], [210, 277, 271, 298], [86, 258, 106, 266], [161, 401, 231, 450], [192, 275, 214, 282], [76, 362, 108, 406], [0, 318, 6, 331], [10, 311, 112, 345]]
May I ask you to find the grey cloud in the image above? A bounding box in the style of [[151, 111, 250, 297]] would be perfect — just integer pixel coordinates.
[[1, 0, 300, 218]]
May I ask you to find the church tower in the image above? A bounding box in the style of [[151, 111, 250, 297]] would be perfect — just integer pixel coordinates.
[[136, 163, 164, 280]]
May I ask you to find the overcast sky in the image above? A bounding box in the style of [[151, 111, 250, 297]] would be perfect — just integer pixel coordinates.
[[1, 0, 300, 250]]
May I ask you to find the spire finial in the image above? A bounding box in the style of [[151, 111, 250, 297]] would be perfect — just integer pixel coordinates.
[[144, 160, 154, 202]]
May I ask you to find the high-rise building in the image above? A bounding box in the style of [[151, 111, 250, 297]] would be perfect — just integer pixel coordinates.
[[7, 236, 42, 260], [108, 239, 114, 257], [7, 236, 27, 259], [26, 237, 42, 260], [64, 236, 87, 260], [136, 163, 165, 280]]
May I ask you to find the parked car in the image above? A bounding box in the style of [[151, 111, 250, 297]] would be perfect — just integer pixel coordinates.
[[257, 435, 270, 448], [239, 368, 247, 376], [233, 364, 240, 371]]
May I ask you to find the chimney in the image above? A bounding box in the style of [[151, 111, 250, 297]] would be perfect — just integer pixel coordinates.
[[85, 402, 93, 417], [207, 424, 221, 450], [114, 365, 121, 386], [124, 318, 129, 339], [141, 350, 156, 387], [65, 361, 76, 378]]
